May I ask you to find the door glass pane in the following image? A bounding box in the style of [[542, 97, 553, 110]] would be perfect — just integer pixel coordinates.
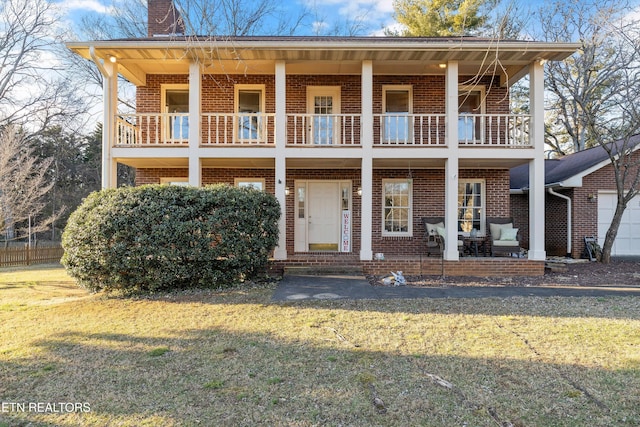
[[166, 89, 189, 140], [313, 96, 333, 145], [298, 187, 305, 219], [384, 90, 410, 143], [459, 91, 481, 142], [238, 90, 262, 140]]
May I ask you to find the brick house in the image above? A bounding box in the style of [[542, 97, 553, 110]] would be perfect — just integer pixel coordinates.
[[66, 0, 578, 277], [510, 136, 640, 258]]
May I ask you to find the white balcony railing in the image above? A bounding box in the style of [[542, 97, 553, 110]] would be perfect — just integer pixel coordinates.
[[116, 113, 189, 146], [115, 113, 531, 147], [115, 113, 275, 146], [287, 114, 361, 146], [202, 113, 274, 145], [374, 114, 446, 146], [458, 114, 531, 146]]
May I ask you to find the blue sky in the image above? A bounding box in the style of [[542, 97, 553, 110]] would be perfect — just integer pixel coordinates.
[[55, 0, 399, 36]]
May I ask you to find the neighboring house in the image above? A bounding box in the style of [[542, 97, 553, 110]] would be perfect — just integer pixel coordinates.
[[66, 0, 578, 276], [510, 135, 640, 259]]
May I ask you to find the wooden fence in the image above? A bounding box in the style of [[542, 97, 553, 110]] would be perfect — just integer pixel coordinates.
[[0, 245, 64, 267]]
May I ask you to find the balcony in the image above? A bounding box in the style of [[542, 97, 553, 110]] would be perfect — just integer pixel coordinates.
[[115, 113, 531, 148]]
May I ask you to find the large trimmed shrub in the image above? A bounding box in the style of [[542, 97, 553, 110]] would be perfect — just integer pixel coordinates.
[[62, 184, 280, 293]]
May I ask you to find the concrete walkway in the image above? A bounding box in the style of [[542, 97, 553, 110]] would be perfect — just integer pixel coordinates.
[[271, 275, 640, 301]]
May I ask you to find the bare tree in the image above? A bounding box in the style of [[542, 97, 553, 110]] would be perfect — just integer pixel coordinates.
[[537, 0, 636, 155], [0, 0, 88, 132], [0, 126, 59, 241], [537, 0, 640, 263]]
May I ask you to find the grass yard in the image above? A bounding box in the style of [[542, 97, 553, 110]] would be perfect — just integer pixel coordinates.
[[0, 265, 639, 427]]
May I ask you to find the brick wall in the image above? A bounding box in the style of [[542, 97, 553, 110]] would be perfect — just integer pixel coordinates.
[[270, 257, 544, 277], [137, 167, 512, 258], [137, 74, 508, 116], [511, 150, 640, 258], [147, 0, 185, 37]]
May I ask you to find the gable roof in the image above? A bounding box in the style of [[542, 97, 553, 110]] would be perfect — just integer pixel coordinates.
[[510, 134, 640, 190]]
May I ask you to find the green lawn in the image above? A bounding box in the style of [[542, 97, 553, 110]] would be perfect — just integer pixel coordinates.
[[0, 265, 639, 426]]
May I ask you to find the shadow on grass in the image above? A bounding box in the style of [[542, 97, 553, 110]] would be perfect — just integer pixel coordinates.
[[1, 326, 638, 427]]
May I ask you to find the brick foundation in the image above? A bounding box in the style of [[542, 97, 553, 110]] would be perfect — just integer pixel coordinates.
[[270, 255, 544, 277]]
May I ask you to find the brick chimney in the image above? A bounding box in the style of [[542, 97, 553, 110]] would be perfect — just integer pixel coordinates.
[[147, 0, 185, 37]]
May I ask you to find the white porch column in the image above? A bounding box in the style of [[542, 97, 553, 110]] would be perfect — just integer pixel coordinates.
[[102, 61, 118, 189], [528, 60, 546, 260], [188, 61, 202, 187], [444, 61, 459, 260], [360, 60, 373, 261], [274, 60, 287, 260]]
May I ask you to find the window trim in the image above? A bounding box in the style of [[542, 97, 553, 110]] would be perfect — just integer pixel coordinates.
[[457, 179, 486, 236], [234, 84, 266, 143], [234, 178, 265, 191], [159, 177, 189, 186], [381, 178, 413, 237], [382, 85, 413, 144]]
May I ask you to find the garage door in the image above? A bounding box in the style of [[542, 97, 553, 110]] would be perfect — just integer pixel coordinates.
[[598, 192, 640, 256]]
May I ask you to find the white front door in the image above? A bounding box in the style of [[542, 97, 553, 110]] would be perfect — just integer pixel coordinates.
[[308, 182, 341, 251], [307, 87, 341, 145]]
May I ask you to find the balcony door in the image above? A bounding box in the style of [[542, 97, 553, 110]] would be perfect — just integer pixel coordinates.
[[458, 86, 485, 143], [162, 85, 189, 143], [307, 86, 341, 145]]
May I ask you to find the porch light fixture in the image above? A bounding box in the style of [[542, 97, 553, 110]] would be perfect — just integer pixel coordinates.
[[109, 55, 117, 63], [587, 193, 596, 202], [285, 187, 290, 196], [357, 187, 362, 196], [438, 63, 447, 69]]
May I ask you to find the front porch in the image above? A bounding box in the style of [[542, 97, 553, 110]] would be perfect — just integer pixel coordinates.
[[270, 253, 545, 277]]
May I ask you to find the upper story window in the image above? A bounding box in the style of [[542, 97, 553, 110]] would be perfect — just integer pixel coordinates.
[[162, 84, 189, 142], [382, 179, 413, 236], [458, 86, 485, 143], [458, 179, 485, 235], [235, 85, 265, 142], [383, 86, 412, 144]]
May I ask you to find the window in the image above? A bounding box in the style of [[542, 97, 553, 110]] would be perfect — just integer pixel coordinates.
[[162, 85, 189, 142], [382, 179, 412, 236], [234, 178, 265, 191], [383, 86, 412, 143], [235, 85, 265, 142], [458, 86, 485, 143], [159, 177, 189, 186], [458, 180, 485, 235]]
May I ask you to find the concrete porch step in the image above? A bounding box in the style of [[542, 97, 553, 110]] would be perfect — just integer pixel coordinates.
[[284, 265, 364, 277]]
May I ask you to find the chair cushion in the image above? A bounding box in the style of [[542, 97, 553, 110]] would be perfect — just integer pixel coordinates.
[[425, 222, 444, 235], [489, 222, 513, 240], [500, 228, 518, 241], [435, 226, 446, 238], [493, 239, 520, 247]]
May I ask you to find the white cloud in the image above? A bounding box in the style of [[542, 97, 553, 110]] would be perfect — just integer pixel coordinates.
[[56, 0, 111, 14], [303, 0, 397, 34]]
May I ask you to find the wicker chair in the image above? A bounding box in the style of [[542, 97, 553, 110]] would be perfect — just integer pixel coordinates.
[[422, 217, 464, 257], [486, 217, 521, 257]]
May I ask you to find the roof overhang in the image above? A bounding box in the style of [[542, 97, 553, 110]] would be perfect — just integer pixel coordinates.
[[67, 36, 579, 87]]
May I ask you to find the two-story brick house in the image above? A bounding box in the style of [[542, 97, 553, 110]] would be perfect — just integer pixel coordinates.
[[66, 0, 578, 277]]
